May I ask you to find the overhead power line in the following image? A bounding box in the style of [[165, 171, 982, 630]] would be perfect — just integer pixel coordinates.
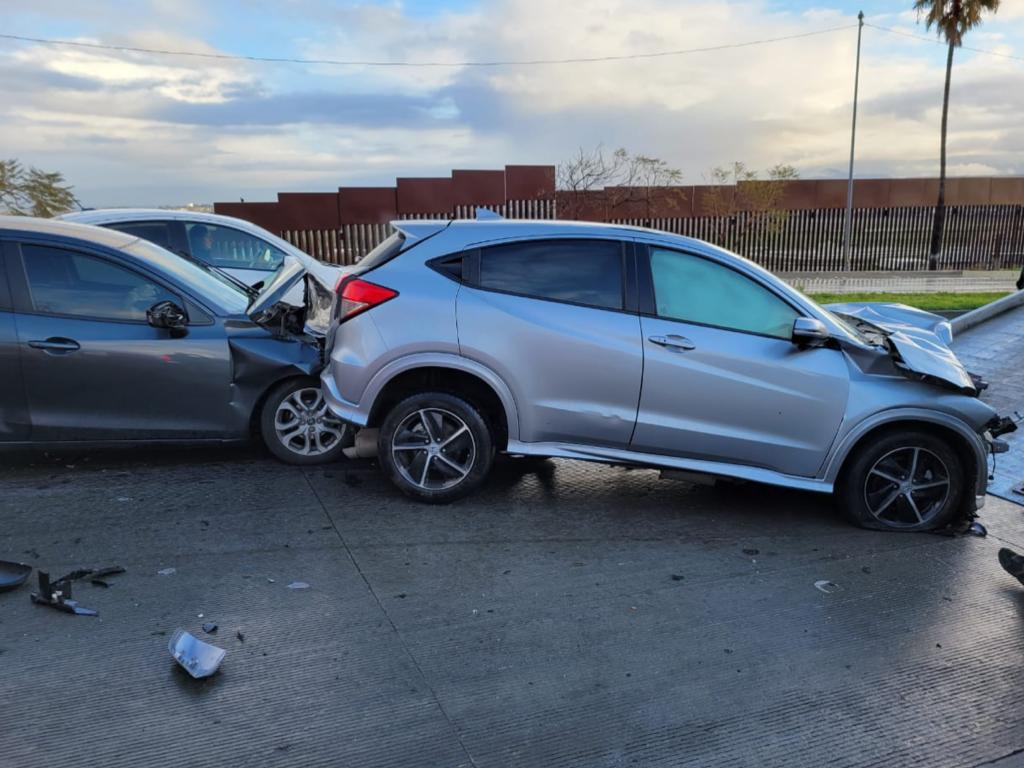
[[865, 22, 1024, 63], [0, 25, 857, 68]]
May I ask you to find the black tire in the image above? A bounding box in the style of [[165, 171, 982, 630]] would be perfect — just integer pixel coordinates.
[[838, 429, 964, 532], [378, 391, 494, 503], [259, 378, 349, 465]]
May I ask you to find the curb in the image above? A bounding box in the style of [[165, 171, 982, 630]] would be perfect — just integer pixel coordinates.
[[951, 290, 1024, 335]]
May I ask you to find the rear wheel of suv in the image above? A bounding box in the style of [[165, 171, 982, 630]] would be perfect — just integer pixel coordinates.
[[260, 378, 349, 465], [378, 392, 494, 503], [838, 430, 964, 532]]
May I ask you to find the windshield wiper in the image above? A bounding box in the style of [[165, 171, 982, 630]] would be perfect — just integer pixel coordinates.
[[173, 250, 258, 298]]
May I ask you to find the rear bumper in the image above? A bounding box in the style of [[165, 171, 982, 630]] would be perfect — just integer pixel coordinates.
[[320, 371, 370, 427]]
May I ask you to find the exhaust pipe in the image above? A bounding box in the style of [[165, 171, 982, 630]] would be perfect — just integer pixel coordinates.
[[343, 428, 379, 460]]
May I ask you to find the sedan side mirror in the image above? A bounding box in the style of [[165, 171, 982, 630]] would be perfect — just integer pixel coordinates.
[[147, 300, 189, 338], [792, 316, 830, 347]]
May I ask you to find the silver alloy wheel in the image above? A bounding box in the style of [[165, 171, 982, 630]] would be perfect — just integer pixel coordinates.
[[863, 446, 951, 528], [391, 407, 476, 491], [274, 387, 347, 457]]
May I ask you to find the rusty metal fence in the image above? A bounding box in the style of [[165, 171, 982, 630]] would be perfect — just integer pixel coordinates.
[[282, 201, 1022, 271]]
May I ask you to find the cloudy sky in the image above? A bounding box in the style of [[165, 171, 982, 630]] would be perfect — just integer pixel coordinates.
[[1, 0, 1022, 207]]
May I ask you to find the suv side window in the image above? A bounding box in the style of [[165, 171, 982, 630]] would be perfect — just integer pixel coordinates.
[[21, 245, 178, 322], [185, 223, 286, 271], [478, 239, 623, 311], [649, 247, 798, 339]]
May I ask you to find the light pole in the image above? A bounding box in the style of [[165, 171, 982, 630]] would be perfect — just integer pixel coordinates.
[[843, 11, 864, 272]]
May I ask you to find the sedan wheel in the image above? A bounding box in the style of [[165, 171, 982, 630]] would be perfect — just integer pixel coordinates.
[[260, 378, 349, 465]]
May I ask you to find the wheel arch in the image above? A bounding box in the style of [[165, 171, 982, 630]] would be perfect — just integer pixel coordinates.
[[366, 360, 517, 450], [826, 410, 986, 502]]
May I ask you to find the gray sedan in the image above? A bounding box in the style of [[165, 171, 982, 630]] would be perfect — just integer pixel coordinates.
[[0, 216, 346, 463]]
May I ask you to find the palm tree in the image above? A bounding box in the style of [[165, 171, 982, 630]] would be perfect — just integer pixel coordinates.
[[914, 0, 1000, 270]]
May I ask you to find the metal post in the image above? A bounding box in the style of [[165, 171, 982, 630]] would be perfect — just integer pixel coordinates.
[[842, 11, 864, 272]]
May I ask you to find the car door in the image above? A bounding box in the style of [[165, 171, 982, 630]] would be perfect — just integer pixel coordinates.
[[8, 240, 233, 441], [456, 238, 643, 447], [0, 243, 30, 440], [631, 244, 849, 477], [183, 222, 287, 286]]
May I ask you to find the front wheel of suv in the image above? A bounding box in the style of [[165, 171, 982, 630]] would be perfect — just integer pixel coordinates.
[[378, 392, 494, 503], [838, 430, 965, 532]]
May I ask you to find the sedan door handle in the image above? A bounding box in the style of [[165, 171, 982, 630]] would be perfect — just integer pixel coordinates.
[[28, 338, 81, 354], [648, 334, 695, 351]]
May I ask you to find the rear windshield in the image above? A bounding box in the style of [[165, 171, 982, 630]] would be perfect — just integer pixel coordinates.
[[356, 232, 406, 271]]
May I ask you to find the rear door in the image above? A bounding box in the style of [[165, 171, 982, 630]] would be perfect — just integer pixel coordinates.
[[0, 242, 30, 440], [456, 238, 643, 447], [631, 245, 849, 477], [8, 240, 233, 440]]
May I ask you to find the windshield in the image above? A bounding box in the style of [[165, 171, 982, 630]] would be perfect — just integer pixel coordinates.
[[122, 238, 249, 314]]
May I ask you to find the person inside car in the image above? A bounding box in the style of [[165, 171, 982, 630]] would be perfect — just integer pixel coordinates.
[[189, 225, 215, 263]]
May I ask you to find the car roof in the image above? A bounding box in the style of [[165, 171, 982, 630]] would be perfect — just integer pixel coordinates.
[[0, 214, 139, 250], [60, 208, 256, 229]]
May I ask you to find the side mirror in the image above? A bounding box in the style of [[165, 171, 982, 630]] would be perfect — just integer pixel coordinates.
[[147, 301, 189, 338], [792, 316, 830, 347]]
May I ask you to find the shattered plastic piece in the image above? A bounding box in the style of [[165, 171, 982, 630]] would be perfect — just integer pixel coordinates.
[[157, 567, 177, 576], [287, 581, 310, 590], [1013, 482, 1024, 497], [814, 580, 840, 594], [742, 548, 760, 556], [968, 521, 987, 537], [202, 622, 218, 634], [30, 571, 98, 616], [236, 631, 245, 643], [0, 560, 32, 592], [168, 629, 226, 679]]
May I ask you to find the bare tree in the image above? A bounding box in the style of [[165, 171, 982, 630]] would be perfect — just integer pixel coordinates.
[[702, 162, 799, 247], [0, 159, 78, 217], [557, 146, 685, 221]]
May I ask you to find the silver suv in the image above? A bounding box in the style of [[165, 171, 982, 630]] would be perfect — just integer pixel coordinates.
[[321, 218, 1013, 532]]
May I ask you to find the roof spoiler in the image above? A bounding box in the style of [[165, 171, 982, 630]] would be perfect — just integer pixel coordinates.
[[390, 219, 451, 244]]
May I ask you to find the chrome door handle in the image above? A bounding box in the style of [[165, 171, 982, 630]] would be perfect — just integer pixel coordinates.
[[28, 338, 81, 354], [648, 334, 695, 351]]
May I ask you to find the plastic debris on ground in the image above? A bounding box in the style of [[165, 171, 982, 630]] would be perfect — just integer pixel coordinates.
[[30, 571, 98, 616], [968, 521, 987, 537], [202, 622, 218, 634], [168, 629, 226, 679], [0, 560, 32, 592], [814, 580, 840, 594], [157, 567, 176, 576], [287, 581, 310, 590]]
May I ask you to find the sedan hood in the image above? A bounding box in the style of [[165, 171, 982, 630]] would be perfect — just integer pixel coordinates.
[[247, 258, 348, 338], [825, 302, 975, 394]]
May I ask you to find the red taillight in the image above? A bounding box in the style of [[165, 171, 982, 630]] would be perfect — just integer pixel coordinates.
[[336, 277, 398, 321]]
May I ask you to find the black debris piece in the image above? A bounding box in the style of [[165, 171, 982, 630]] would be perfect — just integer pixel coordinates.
[[861, 567, 872, 574], [0, 560, 32, 593], [670, 574, 685, 581], [968, 521, 987, 537], [30, 571, 98, 617], [236, 631, 245, 643], [742, 548, 760, 556], [202, 622, 218, 634], [1012, 482, 1024, 497]]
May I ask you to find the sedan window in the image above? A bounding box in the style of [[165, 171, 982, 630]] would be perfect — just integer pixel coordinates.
[[478, 239, 623, 311], [185, 223, 286, 271], [649, 247, 798, 339], [22, 245, 179, 322]]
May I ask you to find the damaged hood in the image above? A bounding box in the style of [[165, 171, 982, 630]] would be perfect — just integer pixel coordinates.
[[825, 302, 975, 393], [247, 258, 349, 337]]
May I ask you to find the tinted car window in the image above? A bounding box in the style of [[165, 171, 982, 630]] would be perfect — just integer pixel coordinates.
[[185, 223, 286, 271], [22, 245, 178, 322], [107, 222, 175, 252], [649, 247, 798, 339], [479, 239, 623, 310]]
